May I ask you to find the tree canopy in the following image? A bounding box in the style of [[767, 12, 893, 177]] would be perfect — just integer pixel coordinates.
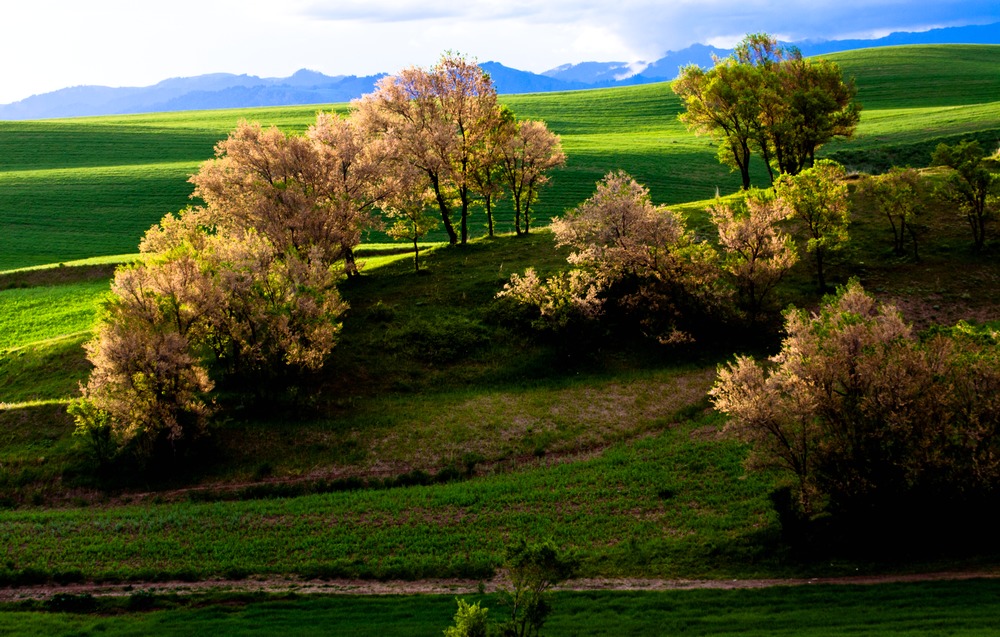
[[712, 281, 1000, 522], [355, 53, 503, 245], [673, 33, 860, 189]]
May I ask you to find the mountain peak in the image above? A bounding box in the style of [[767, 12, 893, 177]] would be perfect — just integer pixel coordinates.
[[1, 22, 997, 120]]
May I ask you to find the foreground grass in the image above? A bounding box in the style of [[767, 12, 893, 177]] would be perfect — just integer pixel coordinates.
[[0, 418, 789, 583], [3, 580, 1000, 636]]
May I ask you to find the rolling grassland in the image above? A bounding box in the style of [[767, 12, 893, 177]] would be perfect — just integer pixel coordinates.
[[1, 45, 997, 271], [1, 45, 1000, 632]]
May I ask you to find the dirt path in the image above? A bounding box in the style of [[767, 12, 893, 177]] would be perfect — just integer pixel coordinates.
[[3, 569, 999, 603]]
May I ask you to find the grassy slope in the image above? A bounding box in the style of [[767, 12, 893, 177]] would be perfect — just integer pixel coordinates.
[[1, 45, 1000, 589], [3, 45, 997, 271], [823, 45, 1000, 169]]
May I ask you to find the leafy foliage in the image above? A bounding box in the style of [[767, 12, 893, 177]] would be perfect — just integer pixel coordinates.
[[501, 170, 724, 344], [444, 598, 490, 637], [858, 167, 926, 259], [931, 139, 1000, 251], [355, 53, 504, 245], [499, 119, 566, 235], [70, 116, 373, 459], [775, 159, 850, 291], [709, 189, 798, 319], [496, 539, 577, 637], [712, 281, 1000, 523], [674, 33, 860, 189]]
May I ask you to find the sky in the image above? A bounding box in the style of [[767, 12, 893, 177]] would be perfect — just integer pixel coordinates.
[[1, 0, 998, 104]]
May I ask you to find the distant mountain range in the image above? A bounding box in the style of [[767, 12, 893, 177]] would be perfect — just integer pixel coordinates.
[[2, 22, 998, 121]]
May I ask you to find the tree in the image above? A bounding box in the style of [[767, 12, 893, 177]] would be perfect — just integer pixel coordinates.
[[384, 168, 439, 272], [72, 208, 349, 456], [70, 262, 215, 457], [775, 159, 849, 292], [306, 111, 399, 275], [860, 167, 925, 259], [931, 140, 1000, 252], [502, 171, 722, 344], [499, 118, 566, 235], [356, 52, 503, 245], [190, 117, 392, 277], [70, 115, 363, 460], [551, 170, 697, 282], [776, 55, 860, 175], [711, 281, 1000, 520], [675, 33, 860, 188], [443, 599, 490, 637], [497, 539, 576, 637], [674, 59, 759, 190], [498, 267, 603, 333], [709, 189, 798, 319], [711, 281, 915, 514], [470, 105, 514, 238]]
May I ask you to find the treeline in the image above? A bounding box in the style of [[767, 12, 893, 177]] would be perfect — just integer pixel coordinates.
[[69, 54, 565, 466]]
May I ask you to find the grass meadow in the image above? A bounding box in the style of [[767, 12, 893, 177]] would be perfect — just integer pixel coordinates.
[[1, 44, 1000, 627], [2, 46, 998, 271], [3, 580, 1000, 636]]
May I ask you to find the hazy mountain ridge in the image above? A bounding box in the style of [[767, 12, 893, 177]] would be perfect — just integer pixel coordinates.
[[2, 22, 997, 120]]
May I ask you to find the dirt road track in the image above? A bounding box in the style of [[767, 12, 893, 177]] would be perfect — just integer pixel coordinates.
[[3, 570, 999, 602]]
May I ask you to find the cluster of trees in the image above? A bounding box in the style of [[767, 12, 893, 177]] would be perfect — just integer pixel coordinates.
[[69, 54, 565, 462], [673, 33, 860, 189], [499, 162, 858, 343], [711, 281, 1000, 524], [500, 170, 728, 344], [354, 55, 565, 246]]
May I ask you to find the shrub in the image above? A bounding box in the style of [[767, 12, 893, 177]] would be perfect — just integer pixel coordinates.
[[496, 539, 577, 637], [500, 170, 726, 344], [711, 281, 1000, 524], [443, 598, 490, 637]]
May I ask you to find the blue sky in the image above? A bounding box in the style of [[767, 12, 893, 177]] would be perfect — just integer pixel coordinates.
[[1, 0, 997, 104]]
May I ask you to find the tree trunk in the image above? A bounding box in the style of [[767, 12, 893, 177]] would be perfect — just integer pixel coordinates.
[[344, 248, 360, 278], [430, 173, 458, 244], [485, 195, 495, 238], [815, 249, 826, 292], [460, 187, 470, 245], [906, 224, 920, 262], [732, 139, 752, 190]]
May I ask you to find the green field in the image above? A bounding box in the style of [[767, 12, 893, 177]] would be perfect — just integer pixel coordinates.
[[3, 580, 1000, 636], [3, 46, 998, 271], [2, 43, 1000, 629]]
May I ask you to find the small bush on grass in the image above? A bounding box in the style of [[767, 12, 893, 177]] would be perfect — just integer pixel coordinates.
[[443, 598, 490, 637]]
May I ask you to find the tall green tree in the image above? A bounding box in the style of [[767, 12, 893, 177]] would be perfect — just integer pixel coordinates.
[[931, 140, 1000, 252], [674, 33, 860, 189], [674, 59, 759, 190], [775, 159, 850, 292]]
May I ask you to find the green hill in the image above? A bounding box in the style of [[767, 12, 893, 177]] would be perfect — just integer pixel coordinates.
[[2, 44, 998, 271], [1, 44, 1000, 595]]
